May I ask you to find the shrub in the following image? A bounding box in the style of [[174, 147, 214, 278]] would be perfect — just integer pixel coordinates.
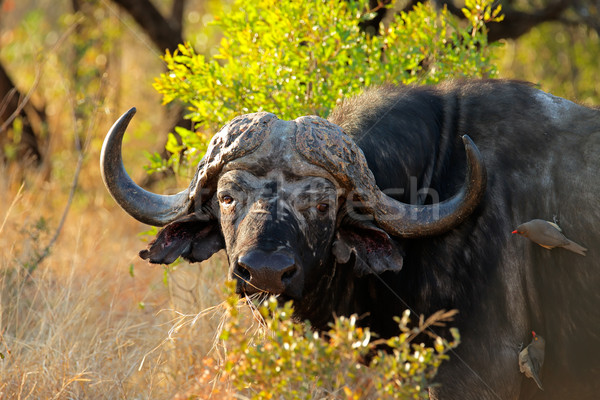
[[150, 0, 503, 175], [205, 282, 460, 399]]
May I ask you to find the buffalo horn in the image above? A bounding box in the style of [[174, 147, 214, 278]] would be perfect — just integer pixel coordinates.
[[372, 135, 487, 237], [100, 108, 191, 226]]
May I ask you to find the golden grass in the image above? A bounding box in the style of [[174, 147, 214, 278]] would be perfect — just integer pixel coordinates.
[[0, 157, 233, 399]]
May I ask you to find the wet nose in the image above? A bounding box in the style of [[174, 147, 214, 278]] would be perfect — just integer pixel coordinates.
[[234, 250, 298, 294]]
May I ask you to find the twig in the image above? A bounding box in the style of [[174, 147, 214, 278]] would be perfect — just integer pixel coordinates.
[[25, 71, 106, 275], [25, 147, 83, 274], [0, 17, 82, 135], [0, 87, 18, 118], [0, 328, 14, 363], [0, 182, 24, 236], [0, 67, 42, 135]]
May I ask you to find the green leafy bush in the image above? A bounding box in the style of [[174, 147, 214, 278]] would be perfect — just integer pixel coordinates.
[[212, 282, 459, 399], [150, 0, 503, 175]]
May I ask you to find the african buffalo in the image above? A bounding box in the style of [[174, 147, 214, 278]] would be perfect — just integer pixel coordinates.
[[101, 80, 600, 399]]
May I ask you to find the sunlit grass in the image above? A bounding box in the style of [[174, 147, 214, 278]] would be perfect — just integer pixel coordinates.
[[0, 159, 233, 399]]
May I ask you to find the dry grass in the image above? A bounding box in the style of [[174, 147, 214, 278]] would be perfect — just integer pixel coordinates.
[[0, 7, 238, 394], [0, 155, 233, 399]]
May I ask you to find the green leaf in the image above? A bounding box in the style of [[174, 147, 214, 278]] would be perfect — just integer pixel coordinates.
[[163, 267, 169, 287], [151, 0, 502, 175]]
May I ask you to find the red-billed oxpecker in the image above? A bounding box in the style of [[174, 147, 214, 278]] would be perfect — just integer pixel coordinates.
[[519, 331, 545, 390], [512, 219, 587, 256]]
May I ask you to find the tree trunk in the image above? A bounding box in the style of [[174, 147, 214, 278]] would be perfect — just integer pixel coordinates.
[[110, 0, 184, 52], [435, 0, 577, 42], [0, 62, 46, 167], [111, 0, 189, 188]]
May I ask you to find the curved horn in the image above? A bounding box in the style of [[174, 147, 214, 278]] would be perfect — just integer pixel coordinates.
[[372, 135, 487, 238], [294, 118, 487, 238], [100, 108, 191, 227]]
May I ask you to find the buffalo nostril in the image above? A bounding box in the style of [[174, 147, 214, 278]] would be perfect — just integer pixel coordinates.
[[281, 265, 298, 283], [234, 262, 252, 283]]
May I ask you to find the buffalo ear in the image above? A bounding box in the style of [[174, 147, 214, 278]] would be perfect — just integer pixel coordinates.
[[332, 220, 404, 276], [139, 213, 224, 265]]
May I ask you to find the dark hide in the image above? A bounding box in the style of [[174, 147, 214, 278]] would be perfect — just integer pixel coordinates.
[[139, 80, 600, 399], [324, 81, 600, 400]]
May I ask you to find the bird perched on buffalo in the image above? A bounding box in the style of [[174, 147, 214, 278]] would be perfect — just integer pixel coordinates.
[[519, 331, 545, 390], [512, 219, 587, 256]]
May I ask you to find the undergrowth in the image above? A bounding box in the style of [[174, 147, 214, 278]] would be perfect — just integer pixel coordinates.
[[171, 282, 460, 399]]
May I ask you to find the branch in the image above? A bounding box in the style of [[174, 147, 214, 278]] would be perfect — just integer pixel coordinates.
[[0, 62, 43, 135], [0, 18, 79, 134], [110, 0, 184, 52], [25, 76, 106, 275], [487, 0, 574, 42], [26, 130, 83, 273], [170, 0, 185, 35], [434, 0, 575, 42], [0, 16, 81, 167], [0, 182, 24, 236]]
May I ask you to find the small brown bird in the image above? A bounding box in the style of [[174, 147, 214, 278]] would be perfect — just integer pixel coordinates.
[[512, 219, 587, 256], [519, 331, 545, 390]]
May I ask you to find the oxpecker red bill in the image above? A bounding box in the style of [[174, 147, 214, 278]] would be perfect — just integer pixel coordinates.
[[512, 219, 587, 256]]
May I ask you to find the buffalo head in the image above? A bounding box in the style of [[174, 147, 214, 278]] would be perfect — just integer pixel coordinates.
[[101, 108, 486, 300]]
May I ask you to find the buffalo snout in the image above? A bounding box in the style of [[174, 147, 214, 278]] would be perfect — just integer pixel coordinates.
[[234, 249, 302, 297]]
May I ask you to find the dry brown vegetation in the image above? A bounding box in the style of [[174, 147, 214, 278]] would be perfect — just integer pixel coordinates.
[[0, 3, 245, 396], [0, 1, 243, 396], [0, 129, 235, 399]]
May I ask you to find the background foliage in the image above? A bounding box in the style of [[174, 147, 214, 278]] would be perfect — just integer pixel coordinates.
[[0, 0, 598, 398], [499, 20, 600, 105], [151, 0, 503, 175]]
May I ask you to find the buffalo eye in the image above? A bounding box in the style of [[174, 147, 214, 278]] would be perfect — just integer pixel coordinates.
[[316, 203, 329, 213], [221, 195, 234, 205]]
